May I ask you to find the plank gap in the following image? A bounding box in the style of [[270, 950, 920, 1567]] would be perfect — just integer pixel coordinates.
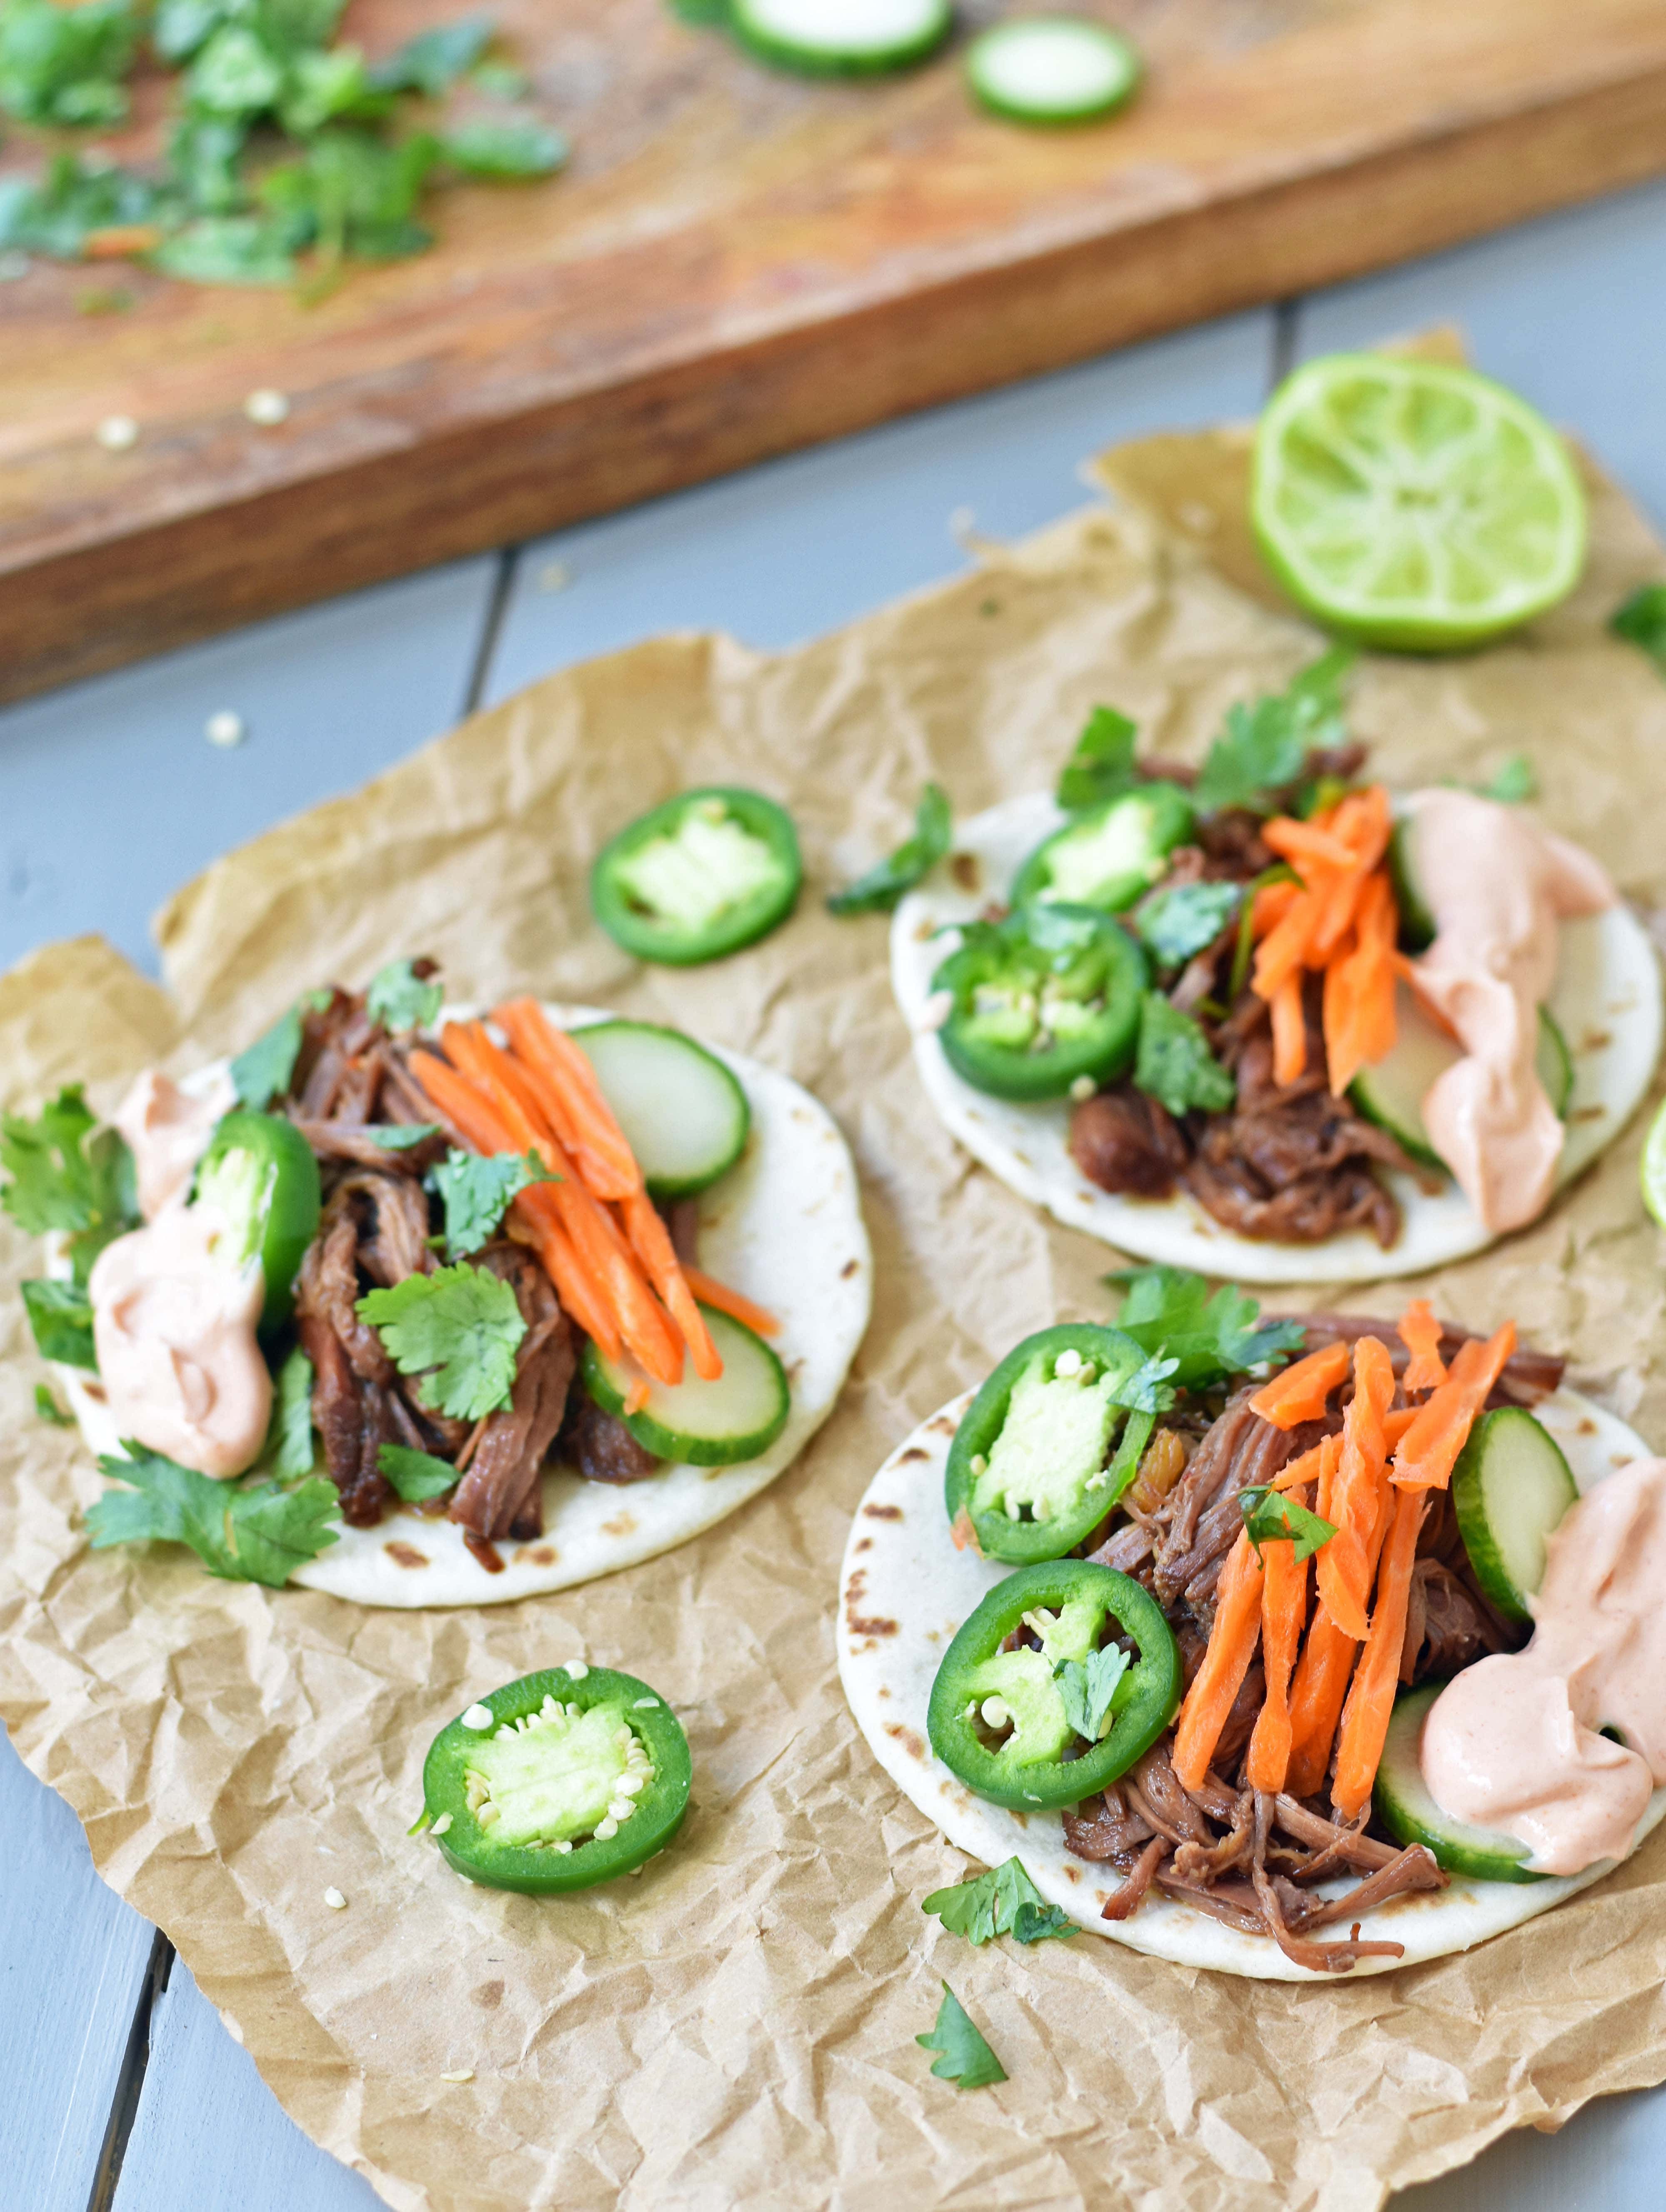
[[84, 1931, 173, 2212], [461, 548, 522, 720]]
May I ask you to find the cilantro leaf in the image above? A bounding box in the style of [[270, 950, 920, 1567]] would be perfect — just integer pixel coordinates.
[[365, 957, 443, 1034], [378, 1442, 458, 1502], [35, 1382, 72, 1425], [86, 1444, 340, 1585], [1611, 582, 1666, 673], [828, 784, 952, 915], [1056, 705, 1138, 812], [923, 1857, 1075, 1947], [265, 1345, 316, 1480], [230, 1004, 305, 1107], [1133, 992, 1235, 1118], [429, 1148, 556, 1260], [259, 128, 440, 267], [0, 0, 138, 128], [185, 20, 284, 118], [363, 1122, 441, 1151], [916, 1983, 1007, 2091], [1479, 753, 1538, 804], [357, 1262, 525, 1421], [150, 212, 295, 284], [1192, 649, 1354, 815], [1107, 1266, 1305, 1388], [368, 17, 493, 96], [1054, 1643, 1130, 1742], [440, 121, 567, 180], [2, 1084, 139, 1284], [22, 1279, 98, 1369], [1135, 880, 1241, 969], [1240, 1485, 1337, 1563], [1109, 1349, 1180, 1415]]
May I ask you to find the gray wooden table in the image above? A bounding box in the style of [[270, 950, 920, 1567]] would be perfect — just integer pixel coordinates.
[[5, 177, 1665, 2212]]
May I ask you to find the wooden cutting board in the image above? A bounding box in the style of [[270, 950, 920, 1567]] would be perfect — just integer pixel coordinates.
[[5, 0, 1666, 706]]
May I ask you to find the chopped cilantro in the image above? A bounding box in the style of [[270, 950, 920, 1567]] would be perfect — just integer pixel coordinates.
[[1054, 1644, 1130, 1742], [827, 784, 952, 915], [368, 17, 493, 95], [1479, 753, 1538, 804], [1, 1085, 138, 1285], [1109, 1349, 1180, 1416], [440, 119, 565, 178], [1611, 582, 1666, 673], [35, 1382, 72, 1426], [429, 1148, 556, 1260], [1135, 879, 1241, 969], [1133, 992, 1235, 1118], [357, 1262, 525, 1421], [1192, 648, 1354, 815], [1107, 1265, 1305, 1389], [366, 957, 444, 1034], [0, 0, 137, 127], [230, 1003, 305, 1107], [916, 1983, 1008, 2091], [22, 1278, 98, 1369], [923, 1857, 1075, 1947], [1240, 1485, 1336, 1563], [86, 1443, 340, 1586], [363, 1122, 441, 1151], [264, 1344, 316, 1480], [378, 1443, 458, 1502], [1056, 705, 1138, 813], [151, 213, 295, 285]]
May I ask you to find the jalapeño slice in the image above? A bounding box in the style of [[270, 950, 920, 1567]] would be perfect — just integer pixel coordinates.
[[1010, 783, 1194, 914], [194, 1108, 322, 1333], [928, 1562, 1181, 1811], [946, 1323, 1152, 1563], [932, 902, 1146, 1102], [591, 787, 801, 966], [420, 1665, 691, 1894]]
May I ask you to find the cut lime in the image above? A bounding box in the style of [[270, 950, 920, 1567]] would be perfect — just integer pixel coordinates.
[[1641, 1094, 1666, 1228], [1252, 354, 1587, 652]]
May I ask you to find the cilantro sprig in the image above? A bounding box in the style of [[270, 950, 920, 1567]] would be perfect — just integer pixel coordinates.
[[1055, 1644, 1130, 1743], [22, 1278, 99, 1369], [429, 1148, 557, 1260], [916, 1983, 1008, 2092], [828, 783, 952, 915], [86, 1443, 340, 1586], [1612, 581, 1666, 674], [1133, 993, 1235, 1118], [923, 1857, 1075, 1947], [1056, 705, 1138, 812], [263, 1344, 316, 1480], [1135, 880, 1241, 969], [1240, 1485, 1336, 1563], [357, 1261, 525, 1421], [366, 958, 444, 1034], [1107, 1265, 1305, 1390], [1, 1084, 138, 1286], [378, 1442, 458, 1503], [35, 1383, 72, 1425], [1192, 648, 1354, 815]]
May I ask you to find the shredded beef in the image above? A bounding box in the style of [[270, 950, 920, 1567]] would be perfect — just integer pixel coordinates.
[[1068, 1085, 1188, 1198], [449, 1248, 576, 1542], [561, 1391, 662, 1485], [1101, 1837, 1167, 1920], [1062, 1786, 1153, 1862], [1400, 1558, 1514, 1684]]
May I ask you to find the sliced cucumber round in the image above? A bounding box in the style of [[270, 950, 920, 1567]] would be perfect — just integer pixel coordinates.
[[572, 1021, 750, 1199], [1351, 986, 1574, 1170], [729, 0, 952, 76], [1388, 815, 1437, 952], [966, 18, 1141, 125], [1451, 1405, 1576, 1624], [582, 1305, 788, 1466], [1374, 1684, 1541, 1883]]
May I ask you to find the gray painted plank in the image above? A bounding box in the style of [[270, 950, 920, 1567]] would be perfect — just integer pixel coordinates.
[[1392, 2082, 1666, 2212], [0, 1730, 157, 2212], [0, 552, 502, 981], [111, 1957, 382, 2212], [1294, 175, 1666, 533], [483, 308, 1277, 702]]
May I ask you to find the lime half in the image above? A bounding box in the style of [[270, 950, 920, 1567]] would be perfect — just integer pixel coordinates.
[[1252, 354, 1587, 651], [1641, 1096, 1666, 1229]]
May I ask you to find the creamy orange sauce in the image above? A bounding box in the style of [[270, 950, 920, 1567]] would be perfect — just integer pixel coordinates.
[[1406, 789, 1613, 1233], [115, 1069, 232, 1221], [88, 1201, 271, 1479], [1421, 1455, 1666, 1875]]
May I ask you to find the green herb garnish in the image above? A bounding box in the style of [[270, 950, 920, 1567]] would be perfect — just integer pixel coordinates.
[[429, 1148, 557, 1260], [87, 1443, 340, 1586], [1192, 648, 1354, 815], [1611, 582, 1666, 673], [916, 1983, 1008, 2091], [1240, 1485, 1337, 1563], [1479, 753, 1538, 804], [35, 1382, 72, 1425], [265, 1344, 316, 1480], [1054, 1645, 1130, 1743], [0, 0, 137, 126], [1055, 705, 1138, 812], [1, 1084, 138, 1286], [378, 1442, 459, 1502], [1135, 880, 1241, 969], [366, 958, 444, 1035], [1107, 1265, 1305, 1389], [828, 783, 952, 915], [357, 1261, 525, 1421], [923, 1857, 1075, 1947], [230, 1003, 306, 1108], [1133, 992, 1235, 1117], [362, 1122, 441, 1151]]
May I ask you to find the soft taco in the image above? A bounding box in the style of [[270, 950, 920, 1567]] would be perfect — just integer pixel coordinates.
[[12, 961, 870, 1607], [890, 657, 1661, 1283], [838, 1271, 1666, 1979]]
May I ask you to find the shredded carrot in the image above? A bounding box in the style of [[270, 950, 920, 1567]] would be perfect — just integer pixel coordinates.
[[1397, 1299, 1448, 1394], [1382, 1405, 1417, 1447], [1249, 1339, 1350, 1429], [682, 1266, 782, 1338], [1269, 972, 1308, 1088], [408, 1049, 511, 1155], [621, 1187, 723, 1382], [1263, 816, 1357, 871], [621, 1373, 653, 1418], [1172, 1531, 1264, 1793], [1247, 1528, 1309, 1794], [520, 1208, 622, 1361], [1315, 1336, 1395, 1640], [1268, 1441, 1327, 1494], [1391, 1322, 1517, 1490], [1252, 893, 1322, 1002], [493, 1000, 642, 1201], [1284, 1610, 1358, 1801], [1252, 878, 1302, 936], [1331, 1486, 1427, 1817]]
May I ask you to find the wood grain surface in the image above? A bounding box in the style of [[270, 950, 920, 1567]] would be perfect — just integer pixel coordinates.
[[5, 0, 1666, 704]]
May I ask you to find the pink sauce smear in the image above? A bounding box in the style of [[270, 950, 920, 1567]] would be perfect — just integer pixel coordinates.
[[1406, 788, 1614, 1233], [1421, 1456, 1666, 1875]]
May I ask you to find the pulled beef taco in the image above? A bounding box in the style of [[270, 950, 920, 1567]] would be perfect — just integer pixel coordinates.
[[16, 964, 869, 1608], [890, 660, 1661, 1283], [838, 1274, 1666, 1979]]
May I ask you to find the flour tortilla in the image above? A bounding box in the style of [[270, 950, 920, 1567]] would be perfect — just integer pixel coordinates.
[[57, 1004, 871, 1609], [838, 1378, 1665, 1980], [891, 791, 1664, 1283]]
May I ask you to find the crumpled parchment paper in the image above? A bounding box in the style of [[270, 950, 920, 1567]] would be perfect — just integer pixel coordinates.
[[6, 376, 1666, 2212]]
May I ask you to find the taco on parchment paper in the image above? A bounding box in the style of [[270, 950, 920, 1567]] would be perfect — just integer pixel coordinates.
[[17, 962, 869, 1608], [839, 1276, 1666, 1980]]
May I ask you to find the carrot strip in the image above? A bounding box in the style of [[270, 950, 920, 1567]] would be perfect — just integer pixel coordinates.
[[1397, 1298, 1448, 1394], [1172, 1532, 1264, 1793], [1252, 892, 1321, 1001], [1252, 878, 1302, 937], [1321, 941, 1368, 1098], [1263, 817, 1357, 871], [1268, 1442, 1327, 1494], [1315, 1336, 1395, 1640], [1249, 1339, 1350, 1429], [621, 1187, 722, 1382], [622, 1373, 652, 1418], [1331, 1486, 1427, 1818], [1284, 1610, 1358, 1800], [520, 1206, 622, 1361], [1247, 1531, 1309, 1794], [1391, 1322, 1517, 1490], [1270, 973, 1308, 1088], [1382, 1406, 1417, 1446], [493, 1000, 642, 1201], [682, 1266, 781, 1338], [408, 1049, 513, 1156]]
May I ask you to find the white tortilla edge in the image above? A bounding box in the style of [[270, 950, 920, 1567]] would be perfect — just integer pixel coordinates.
[[837, 1382, 1665, 1981], [55, 1004, 872, 1609], [890, 790, 1664, 1283]]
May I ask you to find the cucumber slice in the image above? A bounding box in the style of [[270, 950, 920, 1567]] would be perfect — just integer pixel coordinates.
[[1387, 816, 1436, 952], [1374, 1684, 1542, 1883], [572, 1022, 750, 1199], [1451, 1406, 1576, 1624], [729, 0, 951, 76], [965, 19, 1142, 125], [1351, 986, 1574, 1170], [581, 1305, 788, 1466]]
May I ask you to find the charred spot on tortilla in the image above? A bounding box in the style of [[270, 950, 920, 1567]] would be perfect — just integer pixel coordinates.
[[865, 1499, 907, 1514], [385, 1543, 428, 1569]]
